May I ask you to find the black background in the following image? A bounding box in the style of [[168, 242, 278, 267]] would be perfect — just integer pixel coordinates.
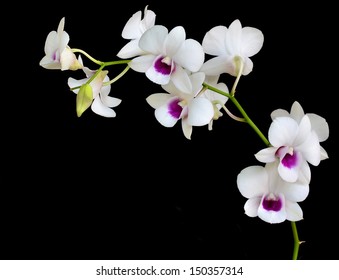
[[3, 1, 338, 260]]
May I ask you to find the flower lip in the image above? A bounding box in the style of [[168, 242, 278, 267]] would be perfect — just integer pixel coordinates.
[[154, 56, 173, 75], [168, 97, 182, 119], [276, 146, 299, 169], [281, 152, 298, 169], [262, 193, 283, 212]]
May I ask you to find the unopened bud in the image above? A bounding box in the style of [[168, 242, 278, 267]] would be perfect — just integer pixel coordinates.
[[76, 84, 93, 117]]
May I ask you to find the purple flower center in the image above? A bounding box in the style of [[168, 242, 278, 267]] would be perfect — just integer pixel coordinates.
[[282, 152, 298, 168], [262, 194, 282, 212], [168, 98, 182, 119], [154, 56, 173, 75], [276, 146, 298, 169]]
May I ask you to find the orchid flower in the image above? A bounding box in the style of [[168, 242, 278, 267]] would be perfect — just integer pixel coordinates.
[[129, 25, 205, 94], [200, 19, 264, 77], [237, 161, 309, 224], [270, 101, 329, 161], [254, 114, 321, 183], [39, 17, 82, 71], [146, 71, 214, 139], [117, 5, 156, 59]]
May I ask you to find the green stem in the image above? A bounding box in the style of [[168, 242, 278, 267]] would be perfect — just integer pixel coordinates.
[[69, 58, 131, 91], [86, 64, 105, 85], [104, 60, 131, 66], [291, 222, 300, 260], [202, 83, 269, 146], [229, 96, 270, 146], [72, 48, 103, 65], [71, 48, 131, 67], [104, 65, 130, 86]]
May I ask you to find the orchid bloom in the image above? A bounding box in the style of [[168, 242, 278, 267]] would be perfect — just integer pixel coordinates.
[[237, 161, 309, 224], [200, 19, 264, 77], [255, 114, 321, 183], [39, 17, 82, 71], [271, 101, 329, 161], [146, 71, 214, 140], [129, 25, 205, 94], [67, 56, 121, 117], [117, 5, 156, 59]]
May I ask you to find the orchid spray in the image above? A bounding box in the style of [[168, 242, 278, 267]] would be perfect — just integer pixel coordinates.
[[39, 5, 329, 260]]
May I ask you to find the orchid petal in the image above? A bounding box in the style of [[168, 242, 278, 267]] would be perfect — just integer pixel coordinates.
[[255, 147, 278, 163], [278, 159, 300, 183], [139, 25, 168, 54], [269, 117, 298, 147], [202, 25, 228, 56], [244, 197, 261, 217], [187, 98, 214, 126], [91, 97, 116, 118], [290, 101, 304, 122], [101, 95, 121, 108], [117, 39, 145, 58], [320, 146, 329, 160], [297, 161, 311, 184], [237, 166, 268, 198], [200, 56, 231, 76], [298, 131, 321, 166], [165, 26, 186, 57], [174, 39, 205, 72], [241, 57, 254, 76], [181, 117, 192, 140], [170, 66, 192, 93], [285, 201, 303, 221], [142, 7, 156, 31], [146, 93, 172, 109], [129, 54, 155, 72], [121, 11, 142, 39], [282, 180, 309, 202], [225, 19, 242, 55], [307, 113, 329, 142], [293, 115, 312, 146], [241, 26, 264, 57], [271, 108, 289, 120]]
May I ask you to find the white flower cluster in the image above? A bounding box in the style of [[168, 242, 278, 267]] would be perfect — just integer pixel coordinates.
[[39, 4, 329, 258], [39, 6, 264, 140], [238, 101, 328, 223]]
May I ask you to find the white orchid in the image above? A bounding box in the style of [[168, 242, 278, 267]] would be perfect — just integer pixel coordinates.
[[271, 101, 329, 161], [39, 17, 82, 71], [117, 5, 156, 59], [200, 19, 264, 77], [129, 25, 205, 94], [237, 161, 309, 224], [146, 71, 214, 139], [255, 114, 321, 183]]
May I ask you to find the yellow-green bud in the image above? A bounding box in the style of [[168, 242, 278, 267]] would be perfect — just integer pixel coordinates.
[[76, 83, 93, 117]]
